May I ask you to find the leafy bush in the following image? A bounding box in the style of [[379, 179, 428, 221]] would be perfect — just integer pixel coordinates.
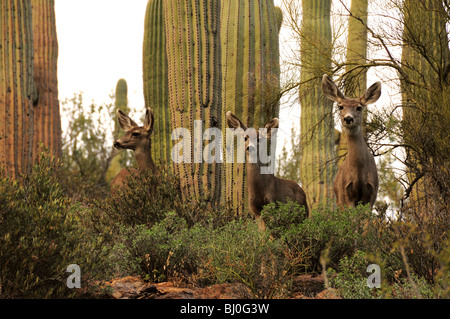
[[327, 250, 381, 299], [0, 152, 108, 298], [262, 201, 377, 272], [199, 219, 294, 298], [107, 210, 214, 282]]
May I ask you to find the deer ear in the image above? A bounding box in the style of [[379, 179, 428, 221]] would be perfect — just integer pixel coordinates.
[[322, 74, 345, 103], [117, 109, 138, 131], [360, 82, 381, 105], [226, 111, 248, 132], [144, 108, 154, 134], [261, 118, 279, 139]]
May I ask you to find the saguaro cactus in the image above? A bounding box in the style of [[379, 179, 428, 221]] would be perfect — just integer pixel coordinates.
[[221, 0, 282, 214], [163, 0, 222, 206], [298, 0, 335, 209], [337, 0, 369, 166], [31, 0, 61, 159], [0, 0, 35, 178], [105, 78, 130, 184], [143, 0, 171, 168], [114, 78, 129, 137]]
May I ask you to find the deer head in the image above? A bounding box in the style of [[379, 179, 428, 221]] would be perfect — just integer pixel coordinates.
[[322, 74, 381, 135], [226, 111, 278, 162], [114, 108, 154, 151]]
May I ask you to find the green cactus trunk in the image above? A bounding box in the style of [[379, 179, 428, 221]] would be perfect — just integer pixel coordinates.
[[114, 78, 129, 137], [31, 0, 61, 159], [221, 0, 282, 215], [298, 0, 335, 209], [337, 0, 368, 166], [105, 78, 130, 184], [163, 0, 222, 206], [401, 0, 449, 212], [0, 0, 35, 179], [143, 0, 171, 168]]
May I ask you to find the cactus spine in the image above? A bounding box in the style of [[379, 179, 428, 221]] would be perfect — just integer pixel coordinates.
[[221, 0, 282, 214], [299, 0, 335, 209], [163, 0, 222, 206], [31, 0, 61, 159], [0, 0, 35, 178], [143, 0, 171, 168]]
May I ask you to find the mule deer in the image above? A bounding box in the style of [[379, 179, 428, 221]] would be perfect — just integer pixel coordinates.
[[322, 74, 381, 209], [110, 108, 158, 191], [226, 111, 309, 230]]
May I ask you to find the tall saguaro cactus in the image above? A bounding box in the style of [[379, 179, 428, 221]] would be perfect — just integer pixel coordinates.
[[401, 0, 450, 212], [221, 0, 282, 214], [143, 0, 171, 168], [299, 0, 335, 209], [31, 0, 61, 159], [0, 0, 35, 179], [337, 0, 369, 166], [163, 0, 222, 206]]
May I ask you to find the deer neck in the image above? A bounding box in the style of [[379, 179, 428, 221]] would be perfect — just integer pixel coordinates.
[[345, 128, 369, 166], [134, 140, 156, 172], [247, 161, 273, 190]]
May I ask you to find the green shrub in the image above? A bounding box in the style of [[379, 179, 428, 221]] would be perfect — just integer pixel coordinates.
[[327, 250, 381, 299], [107, 211, 207, 282], [198, 219, 294, 298], [0, 152, 108, 298], [263, 201, 376, 272], [96, 168, 235, 230]]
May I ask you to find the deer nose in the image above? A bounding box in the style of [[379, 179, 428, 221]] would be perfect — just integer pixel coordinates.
[[246, 145, 256, 153], [344, 116, 354, 124]]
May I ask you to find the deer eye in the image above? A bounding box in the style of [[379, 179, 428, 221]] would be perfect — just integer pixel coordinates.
[[244, 136, 249, 141], [132, 132, 140, 137], [356, 106, 363, 111], [338, 105, 344, 110]]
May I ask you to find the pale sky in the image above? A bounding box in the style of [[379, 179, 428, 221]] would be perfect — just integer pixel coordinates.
[[55, 0, 148, 110]]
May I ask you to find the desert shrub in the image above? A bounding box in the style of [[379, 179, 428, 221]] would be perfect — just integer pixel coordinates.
[[199, 219, 293, 298], [107, 211, 200, 282], [261, 199, 308, 239], [97, 169, 180, 228], [95, 168, 235, 231], [327, 250, 381, 299], [0, 152, 108, 298], [262, 202, 377, 272]]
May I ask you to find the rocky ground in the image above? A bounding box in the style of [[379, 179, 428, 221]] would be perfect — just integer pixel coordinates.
[[99, 274, 340, 299]]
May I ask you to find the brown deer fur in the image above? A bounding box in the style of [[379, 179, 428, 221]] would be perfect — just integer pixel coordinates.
[[110, 108, 158, 191], [322, 74, 381, 209], [226, 111, 309, 230]]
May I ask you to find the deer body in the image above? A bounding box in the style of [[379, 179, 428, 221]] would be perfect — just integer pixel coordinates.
[[322, 74, 381, 209], [227, 111, 309, 230], [110, 108, 157, 191]]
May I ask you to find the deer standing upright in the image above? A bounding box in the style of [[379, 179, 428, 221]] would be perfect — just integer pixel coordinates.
[[226, 111, 309, 230], [322, 74, 381, 209], [110, 108, 158, 191]]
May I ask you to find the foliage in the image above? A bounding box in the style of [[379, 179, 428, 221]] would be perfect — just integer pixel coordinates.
[[59, 92, 134, 200], [327, 250, 381, 299], [263, 201, 376, 272], [0, 151, 108, 298]]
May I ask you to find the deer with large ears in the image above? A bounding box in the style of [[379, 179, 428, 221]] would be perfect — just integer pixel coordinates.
[[322, 74, 381, 209], [110, 108, 158, 191], [226, 111, 309, 230]]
